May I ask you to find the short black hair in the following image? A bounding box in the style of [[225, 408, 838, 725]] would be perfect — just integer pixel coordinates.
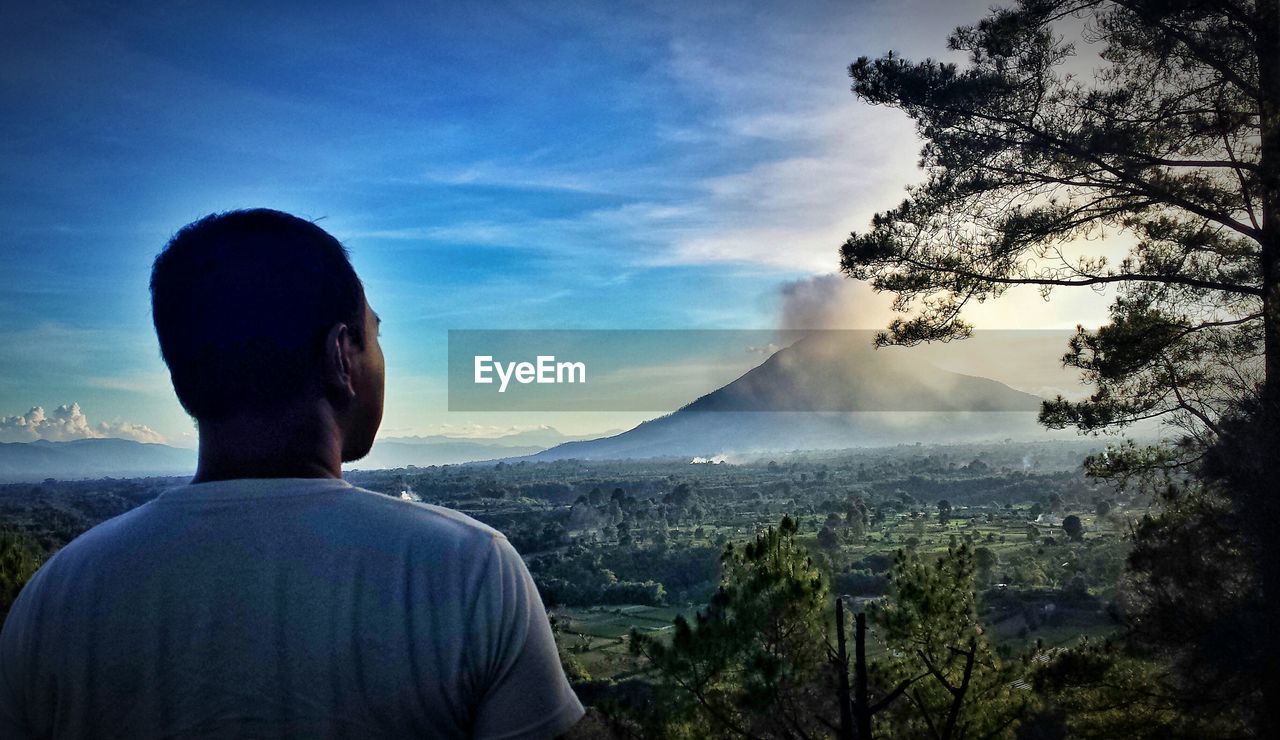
[[151, 209, 365, 421]]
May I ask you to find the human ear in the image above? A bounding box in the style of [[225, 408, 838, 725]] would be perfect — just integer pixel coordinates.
[[323, 322, 357, 400]]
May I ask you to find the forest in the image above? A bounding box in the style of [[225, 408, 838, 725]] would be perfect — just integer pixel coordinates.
[[0, 432, 1251, 737]]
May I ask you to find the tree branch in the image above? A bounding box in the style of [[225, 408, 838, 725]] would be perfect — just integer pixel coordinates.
[[1160, 353, 1223, 436], [910, 688, 945, 740], [869, 672, 930, 714], [942, 639, 978, 740], [889, 254, 1262, 297], [1108, 0, 1261, 100]]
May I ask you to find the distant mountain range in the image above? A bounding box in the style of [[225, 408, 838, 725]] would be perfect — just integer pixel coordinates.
[[350, 427, 605, 470], [376, 426, 606, 449], [0, 427, 606, 482], [0, 438, 197, 482], [530, 332, 1057, 461]]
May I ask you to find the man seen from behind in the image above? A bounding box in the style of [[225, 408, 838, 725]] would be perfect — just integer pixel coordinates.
[[0, 208, 585, 738]]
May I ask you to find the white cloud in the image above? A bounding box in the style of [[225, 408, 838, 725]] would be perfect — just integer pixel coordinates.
[[0, 403, 166, 444], [650, 11, 929, 273], [666, 108, 922, 269]]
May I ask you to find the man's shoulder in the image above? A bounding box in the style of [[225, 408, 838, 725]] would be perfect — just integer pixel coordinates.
[[49, 479, 510, 572], [4, 499, 159, 621], [40, 499, 160, 567], [340, 483, 507, 543]]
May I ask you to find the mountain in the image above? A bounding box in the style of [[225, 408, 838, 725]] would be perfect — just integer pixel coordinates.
[[350, 427, 620, 469], [680, 333, 1042, 412], [349, 439, 546, 469], [0, 426, 626, 482], [378, 426, 608, 449], [0, 438, 196, 482], [530, 332, 1056, 461]]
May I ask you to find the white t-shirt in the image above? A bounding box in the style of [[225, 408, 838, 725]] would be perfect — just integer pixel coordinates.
[[0, 477, 584, 739]]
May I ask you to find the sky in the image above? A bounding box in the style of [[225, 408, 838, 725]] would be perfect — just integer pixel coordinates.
[[0, 0, 1118, 447]]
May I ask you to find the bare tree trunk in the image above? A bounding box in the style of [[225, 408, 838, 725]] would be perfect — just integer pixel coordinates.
[[941, 639, 977, 740], [835, 602, 890, 740], [835, 597, 855, 740], [1253, 0, 1280, 735], [854, 613, 872, 740]]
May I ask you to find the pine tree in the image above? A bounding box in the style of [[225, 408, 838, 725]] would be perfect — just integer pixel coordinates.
[[872, 544, 1027, 739], [0, 529, 42, 625], [629, 516, 834, 738], [841, 2, 1280, 731]]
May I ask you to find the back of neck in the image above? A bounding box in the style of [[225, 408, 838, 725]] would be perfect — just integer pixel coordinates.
[[191, 402, 343, 483]]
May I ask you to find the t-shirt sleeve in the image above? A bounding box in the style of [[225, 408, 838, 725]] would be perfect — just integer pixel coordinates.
[[0, 562, 47, 739], [0, 608, 30, 738], [468, 535, 584, 740]]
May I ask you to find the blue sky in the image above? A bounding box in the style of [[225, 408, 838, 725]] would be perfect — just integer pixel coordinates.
[[0, 0, 1114, 446]]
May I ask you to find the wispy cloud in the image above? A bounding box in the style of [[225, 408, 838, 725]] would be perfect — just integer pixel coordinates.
[[0, 322, 155, 373], [345, 222, 520, 245], [85, 371, 172, 394], [418, 163, 617, 195]]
